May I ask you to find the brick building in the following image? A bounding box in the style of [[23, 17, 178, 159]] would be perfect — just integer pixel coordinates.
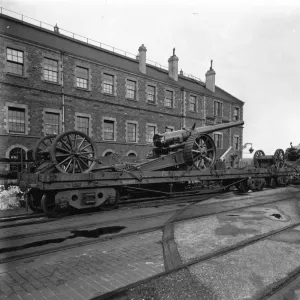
[[0, 11, 244, 172]]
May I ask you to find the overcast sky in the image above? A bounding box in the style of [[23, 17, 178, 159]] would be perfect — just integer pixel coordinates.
[[1, 0, 300, 154]]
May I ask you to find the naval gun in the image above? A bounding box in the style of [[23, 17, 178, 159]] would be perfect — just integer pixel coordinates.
[[141, 120, 244, 171]]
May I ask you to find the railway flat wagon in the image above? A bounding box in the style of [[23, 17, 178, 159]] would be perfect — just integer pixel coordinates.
[[18, 120, 299, 217]]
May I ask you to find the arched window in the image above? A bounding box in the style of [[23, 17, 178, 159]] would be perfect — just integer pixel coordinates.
[[103, 149, 115, 157], [128, 152, 137, 157], [104, 151, 114, 157], [9, 148, 26, 172]]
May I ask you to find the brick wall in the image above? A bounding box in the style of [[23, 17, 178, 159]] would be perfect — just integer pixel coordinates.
[[0, 20, 244, 169]]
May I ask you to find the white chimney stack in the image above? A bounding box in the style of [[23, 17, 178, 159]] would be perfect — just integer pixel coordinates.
[[205, 59, 216, 93], [168, 48, 179, 81], [138, 44, 147, 74]]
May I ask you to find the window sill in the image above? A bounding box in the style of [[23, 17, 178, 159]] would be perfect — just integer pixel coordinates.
[[126, 141, 138, 144], [43, 80, 61, 86], [7, 132, 27, 136], [103, 139, 117, 143], [164, 106, 174, 110], [102, 92, 116, 97], [188, 110, 197, 113], [147, 101, 157, 106], [76, 87, 90, 92], [126, 98, 138, 102], [6, 72, 27, 79]]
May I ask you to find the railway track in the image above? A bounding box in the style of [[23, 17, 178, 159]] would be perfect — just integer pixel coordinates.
[[0, 187, 229, 229], [1, 188, 299, 267], [91, 190, 300, 300]]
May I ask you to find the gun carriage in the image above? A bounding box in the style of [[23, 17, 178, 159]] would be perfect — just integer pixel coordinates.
[[18, 120, 299, 217]]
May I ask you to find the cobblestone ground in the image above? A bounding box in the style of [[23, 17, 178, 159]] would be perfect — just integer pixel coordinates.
[[0, 231, 164, 300]]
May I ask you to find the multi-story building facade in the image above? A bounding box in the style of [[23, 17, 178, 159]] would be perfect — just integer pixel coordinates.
[[0, 11, 244, 173]]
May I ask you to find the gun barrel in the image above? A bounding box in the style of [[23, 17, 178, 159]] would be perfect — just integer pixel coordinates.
[[194, 120, 244, 134]]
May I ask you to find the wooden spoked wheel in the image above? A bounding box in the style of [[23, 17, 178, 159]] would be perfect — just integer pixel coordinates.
[[183, 134, 216, 169], [253, 150, 265, 168], [274, 149, 285, 168], [33, 135, 56, 163], [50, 131, 96, 174]]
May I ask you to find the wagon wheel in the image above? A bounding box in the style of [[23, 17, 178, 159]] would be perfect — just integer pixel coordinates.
[[99, 189, 120, 211], [27, 190, 43, 212], [253, 150, 265, 168], [33, 135, 56, 163], [183, 134, 216, 169], [50, 131, 96, 174], [238, 180, 249, 193], [41, 193, 60, 218], [274, 149, 285, 168]]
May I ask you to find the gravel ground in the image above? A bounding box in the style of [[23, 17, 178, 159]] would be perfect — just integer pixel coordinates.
[[103, 268, 212, 300]]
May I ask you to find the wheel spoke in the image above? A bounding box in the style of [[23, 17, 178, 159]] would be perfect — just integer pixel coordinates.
[[61, 139, 71, 150], [78, 151, 94, 155], [65, 159, 72, 171], [74, 134, 78, 150], [78, 157, 89, 168], [67, 135, 73, 150], [79, 143, 92, 152], [76, 158, 83, 172], [192, 150, 201, 153], [77, 137, 86, 149], [72, 159, 76, 174], [55, 146, 70, 154], [58, 157, 72, 166]]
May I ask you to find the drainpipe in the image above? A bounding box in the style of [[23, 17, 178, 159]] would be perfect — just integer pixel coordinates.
[[181, 87, 186, 129], [61, 52, 65, 132]]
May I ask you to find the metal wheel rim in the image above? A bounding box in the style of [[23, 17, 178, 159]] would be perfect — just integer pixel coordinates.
[[51, 131, 96, 174], [33, 135, 56, 163], [274, 149, 285, 168], [253, 150, 265, 168], [191, 135, 216, 169]]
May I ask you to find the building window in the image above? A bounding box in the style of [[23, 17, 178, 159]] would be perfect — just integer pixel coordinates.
[[45, 112, 60, 135], [147, 125, 156, 143], [213, 133, 223, 149], [9, 148, 26, 172], [214, 101, 223, 117], [147, 85, 156, 103], [127, 151, 137, 157], [126, 80, 136, 100], [76, 66, 89, 89], [104, 151, 114, 157], [8, 107, 25, 133], [127, 123, 137, 142], [189, 95, 196, 112], [233, 107, 240, 121], [233, 136, 240, 150], [103, 120, 115, 141], [44, 58, 58, 83], [103, 73, 114, 94], [165, 90, 173, 107], [6, 48, 24, 76], [76, 116, 89, 135]]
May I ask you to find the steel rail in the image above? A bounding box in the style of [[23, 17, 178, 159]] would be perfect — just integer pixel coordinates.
[[0, 190, 299, 265]]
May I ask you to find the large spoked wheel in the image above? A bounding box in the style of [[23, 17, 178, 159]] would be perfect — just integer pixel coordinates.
[[253, 150, 265, 168], [50, 131, 96, 174], [99, 190, 120, 211], [274, 149, 285, 168], [27, 190, 43, 212], [183, 134, 216, 169], [33, 135, 57, 164]]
